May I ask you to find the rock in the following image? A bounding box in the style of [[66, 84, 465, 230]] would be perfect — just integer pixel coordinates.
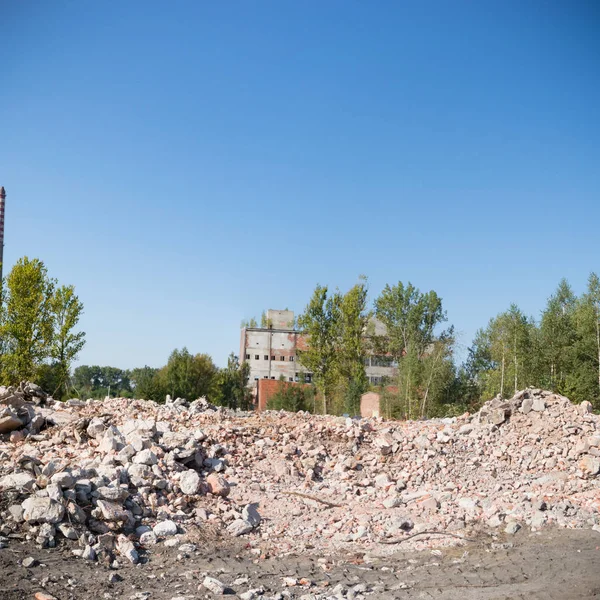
[[203, 576, 226, 594], [133, 449, 158, 465], [116, 534, 139, 564], [57, 523, 78, 540], [505, 521, 521, 535], [97, 499, 132, 523], [579, 456, 600, 477], [22, 556, 38, 568], [82, 544, 96, 560], [532, 398, 546, 412], [51, 471, 74, 488], [22, 497, 65, 524], [0, 415, 23, 433], [520, 398, 533, 414], [139, 531, 158, 545], [153, 520, 178, 537], [87, 417, 106, 439], [383, 496, 403, 509], [9, 430, 26, 443], [0, 472, 36, 491], [242, 503, 261, 527], [179, 469, 200, 495], [227, 519, 254, 537], [206, 473, 230, 497], [34, 593, 58, 600], [579, 401, 593, 415], [375, 473, 393, 488]]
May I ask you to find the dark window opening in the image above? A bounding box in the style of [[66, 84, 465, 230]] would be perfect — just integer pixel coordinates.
[[255, 355, 260, 360], [271, 355, 275, 360], [264, 355, 269, 360], [245, 354, 250, 360], [280, 356, 285, 361]]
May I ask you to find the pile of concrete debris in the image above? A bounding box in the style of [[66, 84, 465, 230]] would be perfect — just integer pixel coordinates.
[[0, 386, 598, 566]]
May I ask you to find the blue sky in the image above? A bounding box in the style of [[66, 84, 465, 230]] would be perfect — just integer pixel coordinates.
[[1, 1, 598, 368]]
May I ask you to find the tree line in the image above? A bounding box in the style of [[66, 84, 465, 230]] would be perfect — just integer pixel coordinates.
[[269, 274, 600, 417], [72, 350, 252, 410], [2, 254, 598, 417]]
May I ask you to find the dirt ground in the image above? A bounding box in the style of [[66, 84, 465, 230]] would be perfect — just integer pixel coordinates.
[[1, 528, 599, 600]]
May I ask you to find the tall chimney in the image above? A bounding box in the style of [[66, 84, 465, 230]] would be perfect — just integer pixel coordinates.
[[0, 186, 5, 284]]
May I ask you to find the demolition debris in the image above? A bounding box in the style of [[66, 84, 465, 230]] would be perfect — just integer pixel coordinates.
[[0, 384, 599, 569]]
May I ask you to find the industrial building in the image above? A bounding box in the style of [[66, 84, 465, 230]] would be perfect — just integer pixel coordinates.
[[240, 309, 398, 409]]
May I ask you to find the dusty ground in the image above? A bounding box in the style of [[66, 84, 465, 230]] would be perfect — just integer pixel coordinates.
[[1, 528, 599, 600]]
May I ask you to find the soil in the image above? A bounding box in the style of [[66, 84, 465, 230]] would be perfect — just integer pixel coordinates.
[[1, 528, 599, 600]]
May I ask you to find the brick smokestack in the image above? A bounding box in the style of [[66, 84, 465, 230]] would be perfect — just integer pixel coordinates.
[[0, 186, 5, 284]]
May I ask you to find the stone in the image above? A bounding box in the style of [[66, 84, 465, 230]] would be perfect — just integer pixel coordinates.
[[0, 472, 36, 491], [153, 520, 178, 537], [227, 519, 253, 537], [520, 398, 533, 414], [87, 417, 106, 439], [22, 556, 38, 568], [116, 534, 139, 564], [505, 521, 521, 535], [82, 544, 96, 560], [133, 449, 158, 465], [179, 469, 200, 495], [97, 499, 132, 523], [206, 473, 230, 497], [57, 523, 78, 540], [0, 415, 23, 433], [139, 531, 157, 545], [579, 456, 600, 477], [51, 471, 74, 488], [383, 496, 403, 509], [532, 398, 546, 412], [242, 503, 261, 527], [374, 473, 393, 488], [22, 497, 64, 524], [34, 594, 58, 600], [203, 576, 226, 595]]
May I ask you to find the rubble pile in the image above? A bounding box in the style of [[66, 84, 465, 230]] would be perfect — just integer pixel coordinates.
[[0, 386, 598, 566]]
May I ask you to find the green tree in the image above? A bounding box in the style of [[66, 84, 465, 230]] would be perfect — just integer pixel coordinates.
[[159, 348, 218, 400], [539, 278, 576, 391], [297, 285, 342, 414], [1, 257, 55, 382], [337, 278, 370, 408], [213, 353, 251, 409], [50, 285, 86, 398], [374, 282, 447, 418], [130, 366, 163, 402], [267, 376, 313, 412]]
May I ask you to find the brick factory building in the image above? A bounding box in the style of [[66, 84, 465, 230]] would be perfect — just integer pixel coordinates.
[[240, 309, 398, 410]]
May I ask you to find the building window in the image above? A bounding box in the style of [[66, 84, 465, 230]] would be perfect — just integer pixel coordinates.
[[245, 354, 250, 360], [254, 377, 259, 381], [271, 376, 275, 380], [255, 355, 260, 360], [271, 355, 275, 360], [264, 355, 269, 360], [280, 356, 285, 361], [290, 356, 295, 362], [263, 375, 269, 379], [289, 377, 293, 382]]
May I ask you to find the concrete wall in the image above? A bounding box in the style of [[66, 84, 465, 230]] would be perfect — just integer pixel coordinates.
[[241, 328, 310, 389], [266, 309, 295, 330]]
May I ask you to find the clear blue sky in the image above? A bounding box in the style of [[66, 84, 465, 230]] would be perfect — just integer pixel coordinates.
[[1, 1, 598, 369]]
